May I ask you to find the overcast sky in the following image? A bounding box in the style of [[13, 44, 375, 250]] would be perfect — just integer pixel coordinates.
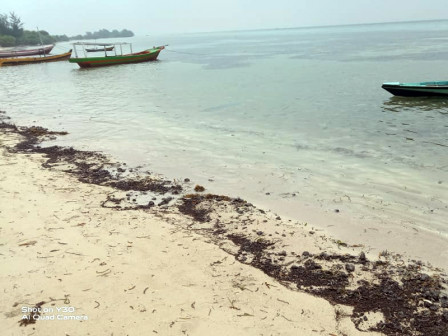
[[2, 0, 448, 36]]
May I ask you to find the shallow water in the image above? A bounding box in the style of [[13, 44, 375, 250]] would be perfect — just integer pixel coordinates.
[[1, 20, 447, 254]]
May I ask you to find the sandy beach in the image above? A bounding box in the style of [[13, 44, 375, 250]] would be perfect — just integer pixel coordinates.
[[1, 117, 447, 335]]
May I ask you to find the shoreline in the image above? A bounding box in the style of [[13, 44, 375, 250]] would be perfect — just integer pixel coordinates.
[[1, 114, 447, 335], [45, 122, 448, 271], [38, 109, 448, 270]]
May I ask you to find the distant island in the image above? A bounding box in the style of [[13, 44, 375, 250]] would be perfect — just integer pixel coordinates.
[[0, 12, 134, 47], [71, 28, 134, 41]]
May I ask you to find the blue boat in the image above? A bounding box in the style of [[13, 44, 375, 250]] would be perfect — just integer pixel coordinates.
[[382, 81, 448, 97]]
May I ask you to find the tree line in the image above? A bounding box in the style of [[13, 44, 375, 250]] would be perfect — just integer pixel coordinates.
[[71, 28, 134, 40], [0, 12, 134, 47]]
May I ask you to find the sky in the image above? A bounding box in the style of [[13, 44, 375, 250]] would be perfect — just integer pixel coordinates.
[[2, 0, 448, 36]]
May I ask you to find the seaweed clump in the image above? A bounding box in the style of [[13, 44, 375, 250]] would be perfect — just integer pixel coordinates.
[[226, 233, 448, 336], [178, 194, 247, 223], [178, 192, 448, 336], [227, 234, 282, 278], [18, 301, 45, 327]]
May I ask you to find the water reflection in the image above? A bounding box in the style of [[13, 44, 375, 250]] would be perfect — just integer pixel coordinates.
[[382, 96, 448, 113], [379, 97, 448, 162]]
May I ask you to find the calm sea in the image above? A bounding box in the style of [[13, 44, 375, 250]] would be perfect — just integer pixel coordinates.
[[1, 20, 447, 255]]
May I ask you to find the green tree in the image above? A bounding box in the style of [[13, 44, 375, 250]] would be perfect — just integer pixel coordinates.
[[8, 12, 23, 38], [0, 14, 11, 36], [17, 31, 40, 45], [69, 28, 134, 40], [119, 29, 134, 37], [0, 34, 15, 46], [0, 12, 68, 46], [17, 30, 55, 46], [95, 29, 111, 38], [52, 34, 69, 42]]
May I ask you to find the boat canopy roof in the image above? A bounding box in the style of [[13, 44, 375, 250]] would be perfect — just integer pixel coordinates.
[[72, 42, 131, 46], [71, 41, 135, 58]]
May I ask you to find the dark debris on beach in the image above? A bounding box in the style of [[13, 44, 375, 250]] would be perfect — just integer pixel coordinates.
[[18, 301, 45, 327], [1, 115, 447, 336], [176, 189, 448, 336]]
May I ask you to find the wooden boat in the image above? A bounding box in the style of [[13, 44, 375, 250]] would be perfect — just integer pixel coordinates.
[[86, 46, 114, 52], [0, 50, 72, 66], [382, 81, 448, 97], [0, 44, 54, 58], [69, 42, 165, 68]]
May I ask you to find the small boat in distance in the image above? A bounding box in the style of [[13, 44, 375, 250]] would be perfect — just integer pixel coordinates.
[[0, 44, 54, 58], [86, 46, 114, 52], [69, 42, 165, 68], [382, 81, 448, 97], [0, 50, 72, 66]]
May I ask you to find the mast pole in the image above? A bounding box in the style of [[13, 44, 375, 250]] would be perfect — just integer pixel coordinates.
[[36, 27, 46, 57]]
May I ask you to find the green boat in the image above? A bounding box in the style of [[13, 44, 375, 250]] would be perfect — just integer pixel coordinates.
[[382, 81, 448, 97], [69, 42, 165, 68]]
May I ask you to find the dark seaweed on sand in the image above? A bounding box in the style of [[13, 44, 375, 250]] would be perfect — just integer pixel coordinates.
[[177, 193, 448, 336], [18, 301, 45, 327]]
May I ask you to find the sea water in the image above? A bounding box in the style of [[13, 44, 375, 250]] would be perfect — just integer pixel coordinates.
[[1, 20, 447, 262]]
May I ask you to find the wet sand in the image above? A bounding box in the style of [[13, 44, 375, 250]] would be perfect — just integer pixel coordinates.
[[1, 116, 447, 336]]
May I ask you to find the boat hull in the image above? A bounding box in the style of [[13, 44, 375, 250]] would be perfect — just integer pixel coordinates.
[[69, 47, 163, 68], [0, 45, 54, 58], [0, 50, 72, 66], [86, 46, 114, 52], [382, 82, 448, 97]]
